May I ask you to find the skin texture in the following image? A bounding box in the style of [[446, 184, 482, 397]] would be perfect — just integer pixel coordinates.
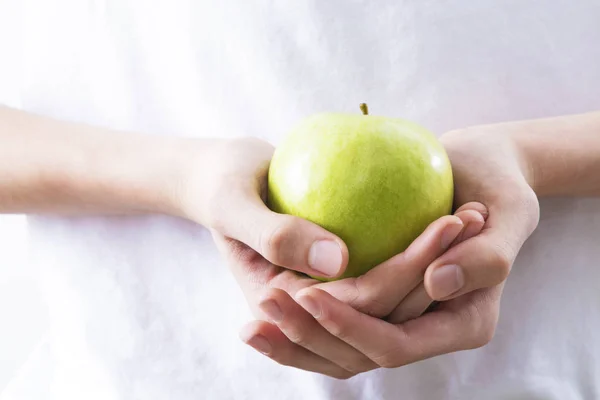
[[268, 113, 454, 279], [1, 105, 600, 379]]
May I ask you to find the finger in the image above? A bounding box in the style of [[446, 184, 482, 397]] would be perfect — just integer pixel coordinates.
[[257, 288, 377, 375], [387, 208, 486, 323], [452, 208, 487, 245], [454, 201, 489, 220], [239, 320, 353, 379], [312, 215, 464, 317], [425, 199, 537, 301], [213, 231, 319, 309], [212, 188, 349, 279], [296, 286, 501, 368], [314, 203, 487, 318], [386, 284, 432, 324]]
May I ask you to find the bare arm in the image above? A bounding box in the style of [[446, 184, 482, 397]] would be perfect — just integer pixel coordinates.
[[1, 106, 599, 221], [0, 106, 216, 218], [511, 111, 600, 197]]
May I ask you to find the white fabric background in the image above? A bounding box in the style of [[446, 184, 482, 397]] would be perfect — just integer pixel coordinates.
[[0, 0, 49, 393], [0, 216, 49, 393], [1, 0, 600, 399]]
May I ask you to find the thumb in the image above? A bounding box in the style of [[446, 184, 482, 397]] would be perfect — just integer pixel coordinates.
[[424, 197, 539, 301], [212, 189, 348, 279]]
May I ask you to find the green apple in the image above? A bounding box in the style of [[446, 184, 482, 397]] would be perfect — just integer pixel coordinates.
[[267, 104, 454, 280]]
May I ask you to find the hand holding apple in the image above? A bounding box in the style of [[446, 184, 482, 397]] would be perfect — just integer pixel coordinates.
[[237, 113, 539, 378], [238, 205, 486, 378], [198, 133, 485, 377], [268, 104, 454, 279]]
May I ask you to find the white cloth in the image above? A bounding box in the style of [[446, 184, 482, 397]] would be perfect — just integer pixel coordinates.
[[3, 0, 600, 399]]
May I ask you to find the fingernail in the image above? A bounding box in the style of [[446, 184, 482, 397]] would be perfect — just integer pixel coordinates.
[[259, 300, 283, 323], [296, 295, 321, 319], [441, 223, 463, 249], [308, 240, 343, 277], [430, 264, 465, 299], [246, 335, 272, 355]]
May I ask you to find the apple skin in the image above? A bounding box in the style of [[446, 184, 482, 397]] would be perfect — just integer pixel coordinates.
[[267, 112, 454, 281]]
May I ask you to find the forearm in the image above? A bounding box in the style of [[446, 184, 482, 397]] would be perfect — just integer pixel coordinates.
[[510, 111, 600, 197], [0, 106, 215, 217]]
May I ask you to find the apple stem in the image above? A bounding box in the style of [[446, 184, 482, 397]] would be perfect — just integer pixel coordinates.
[[359, 103, 369, 116]]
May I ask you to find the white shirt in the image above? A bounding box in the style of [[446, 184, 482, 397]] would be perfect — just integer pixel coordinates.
[[2, 0, 600, 399]]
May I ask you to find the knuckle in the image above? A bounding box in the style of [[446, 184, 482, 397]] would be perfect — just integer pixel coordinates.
[[463, 297, 499, 349], [507, 185, 540, 235], [360, 297, 390, 318], [325, 318, 354, 343], [353, 277, 391, 317], [260, 216, 297, 264], [476, 320, 497, 347], [284, 327, 314, 348], [521, 190, 541, 234], [469, 317, 497, 349], [490, 242, 514, 281]]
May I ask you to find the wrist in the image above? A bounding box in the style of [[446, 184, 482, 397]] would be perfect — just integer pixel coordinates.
[[0, 106, 224, 217], [118, 134, 198, 218], [166, 137, 225, 225], [504, 123, 539, 195], [63, 132, 197, 218], [506, 112, 600, 198]]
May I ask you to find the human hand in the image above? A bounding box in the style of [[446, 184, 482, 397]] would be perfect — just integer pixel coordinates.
[[382, 126, 541, 320], [236, 203, 485, 379], [239, 127, 540, 378], [190, 137, 489, 378]]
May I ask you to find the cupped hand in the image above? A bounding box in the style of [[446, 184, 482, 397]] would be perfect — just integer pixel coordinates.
[[236, 203, 485, 379], [237, 127, 540, 378], [196, 138, 495, 378]]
